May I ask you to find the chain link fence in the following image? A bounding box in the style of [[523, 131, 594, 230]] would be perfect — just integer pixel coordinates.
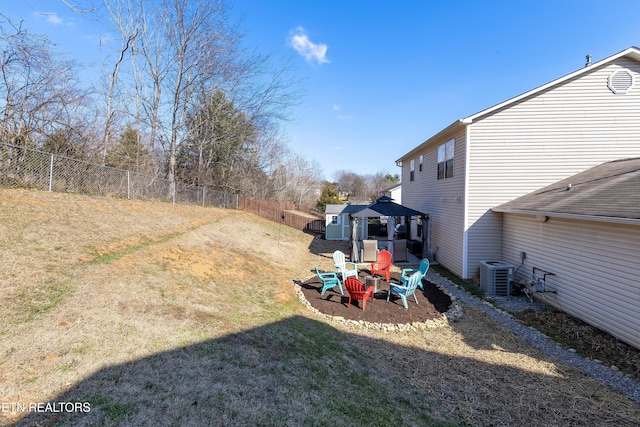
[[0, 142, 238, 209]]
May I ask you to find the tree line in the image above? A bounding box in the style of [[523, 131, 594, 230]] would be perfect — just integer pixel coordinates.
[[0, 0, 397, 210], [0, 0, 397, 211], [316, 171, 400, 212]]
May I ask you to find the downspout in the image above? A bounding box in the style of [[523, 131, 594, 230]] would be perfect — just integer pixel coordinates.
[[461, 121, 471, 279]]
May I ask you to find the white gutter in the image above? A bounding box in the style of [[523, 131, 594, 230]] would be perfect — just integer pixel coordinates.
[[492, 207, 640, 226]]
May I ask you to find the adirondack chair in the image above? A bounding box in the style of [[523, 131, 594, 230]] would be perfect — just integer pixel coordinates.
[[387, 271, 422, 309], [314, 264, 343, 296], [371, 250, 393, 282], [344, 277, 375, 311], [333, 250, 358, 282], [400, 258, 430, 290]]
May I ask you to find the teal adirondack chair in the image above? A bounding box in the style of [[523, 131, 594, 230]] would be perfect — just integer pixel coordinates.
[[333, 250, 358, 282], [314, 264, 344, 296], [387, 271, 422, 309], [400, 258, 430, 290]]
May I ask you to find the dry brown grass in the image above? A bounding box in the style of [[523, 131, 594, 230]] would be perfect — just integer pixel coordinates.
[[1, 188, 639, 426]]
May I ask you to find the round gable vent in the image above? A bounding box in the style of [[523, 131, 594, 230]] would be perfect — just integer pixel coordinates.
[[608, 69, 634, 94]]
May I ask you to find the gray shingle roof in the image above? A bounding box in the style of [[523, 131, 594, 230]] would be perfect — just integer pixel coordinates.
[[493, 158, 640, 221]]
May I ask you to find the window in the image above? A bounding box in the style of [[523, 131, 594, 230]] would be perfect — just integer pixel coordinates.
[[437, 139, 454, 179], [331, 215, 338, 225], [419, 155, 423, 172], [410, 159, 415, 181]]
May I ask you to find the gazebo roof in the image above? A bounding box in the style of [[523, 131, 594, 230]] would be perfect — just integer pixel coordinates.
[[350, 196, 427, 218]]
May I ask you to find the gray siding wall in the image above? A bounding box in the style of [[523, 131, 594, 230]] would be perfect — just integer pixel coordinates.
[[502, 213, 640, 349], [466, 58, 640, 278], [401, 129, 467, 277]]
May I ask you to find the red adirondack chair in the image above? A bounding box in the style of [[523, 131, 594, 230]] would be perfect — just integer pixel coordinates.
[[344, 277, 375, 311], [371, 250, 393, 282]]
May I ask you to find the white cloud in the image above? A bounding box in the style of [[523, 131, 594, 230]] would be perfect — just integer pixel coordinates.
[[289, 26, 329, 65], [331, 104, 352, 121], [38, 11, 73, 26]]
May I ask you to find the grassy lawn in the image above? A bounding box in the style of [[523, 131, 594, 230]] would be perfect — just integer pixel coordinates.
[[430, 264, 640, 383], [1, 188, 639, 426]]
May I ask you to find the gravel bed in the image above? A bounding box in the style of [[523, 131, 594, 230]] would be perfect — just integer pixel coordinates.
[[425, 270, 640, 403]]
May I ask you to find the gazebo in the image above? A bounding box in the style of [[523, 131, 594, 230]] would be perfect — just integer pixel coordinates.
[[348, 196, 430, 263]]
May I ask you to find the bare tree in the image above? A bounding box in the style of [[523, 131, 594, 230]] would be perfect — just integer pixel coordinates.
[[285, 155, 322, 208], [265, 151, 322, 207], [61, 0, 99, 14], [365, 171, 399, 200], [157, 0, 245, 181], [101, 0, 241, 180], [14, 0, 303, 195], [98, 7, 137, 162], [334, 170, 367, 201], [143, 0, 300, 185], [0, 14, 93, 148], [334, 170, 399, 202]]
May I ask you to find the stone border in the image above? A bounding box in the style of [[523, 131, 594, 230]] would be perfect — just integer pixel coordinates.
[[294, 275, 464, 333]]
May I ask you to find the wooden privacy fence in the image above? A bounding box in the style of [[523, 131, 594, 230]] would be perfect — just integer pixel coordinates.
[[238, 196, 325, 235]]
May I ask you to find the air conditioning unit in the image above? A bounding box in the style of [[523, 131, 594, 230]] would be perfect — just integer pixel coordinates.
[[479, 261, 514, 296]]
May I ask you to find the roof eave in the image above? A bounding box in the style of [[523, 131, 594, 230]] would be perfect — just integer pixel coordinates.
[[464, 46, 640, 124], [396, 119, 467, 163], [491, 207, 640, 226]]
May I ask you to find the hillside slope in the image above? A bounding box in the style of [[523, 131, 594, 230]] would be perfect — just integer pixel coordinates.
[[0, 189, 346, 425], [1, 188, 639, 426]]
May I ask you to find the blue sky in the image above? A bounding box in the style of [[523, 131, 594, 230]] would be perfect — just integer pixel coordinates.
[[6, 1, 640, 180]]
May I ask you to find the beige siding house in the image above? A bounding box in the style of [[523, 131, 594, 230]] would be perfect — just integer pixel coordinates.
[[494, 158, 640, 349], [381, 183, 402, 204], [398, 46, 640, 280]]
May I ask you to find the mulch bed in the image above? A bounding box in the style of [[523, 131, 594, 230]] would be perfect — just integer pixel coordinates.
[[298, 269, 452, 324]]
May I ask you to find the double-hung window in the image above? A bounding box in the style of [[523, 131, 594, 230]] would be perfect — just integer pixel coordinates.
[[410, 159, 415, 181], [437, 139, 454, 180]]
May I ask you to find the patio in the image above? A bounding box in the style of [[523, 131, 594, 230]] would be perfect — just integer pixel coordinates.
[[298, 265, 452, 326]]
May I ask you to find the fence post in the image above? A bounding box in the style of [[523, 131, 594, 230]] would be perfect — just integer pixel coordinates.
[[48, 153, 54, 191], [172, 181, 176, 204], [127, 171, 130, 199], [202, 187, 205, 207]]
